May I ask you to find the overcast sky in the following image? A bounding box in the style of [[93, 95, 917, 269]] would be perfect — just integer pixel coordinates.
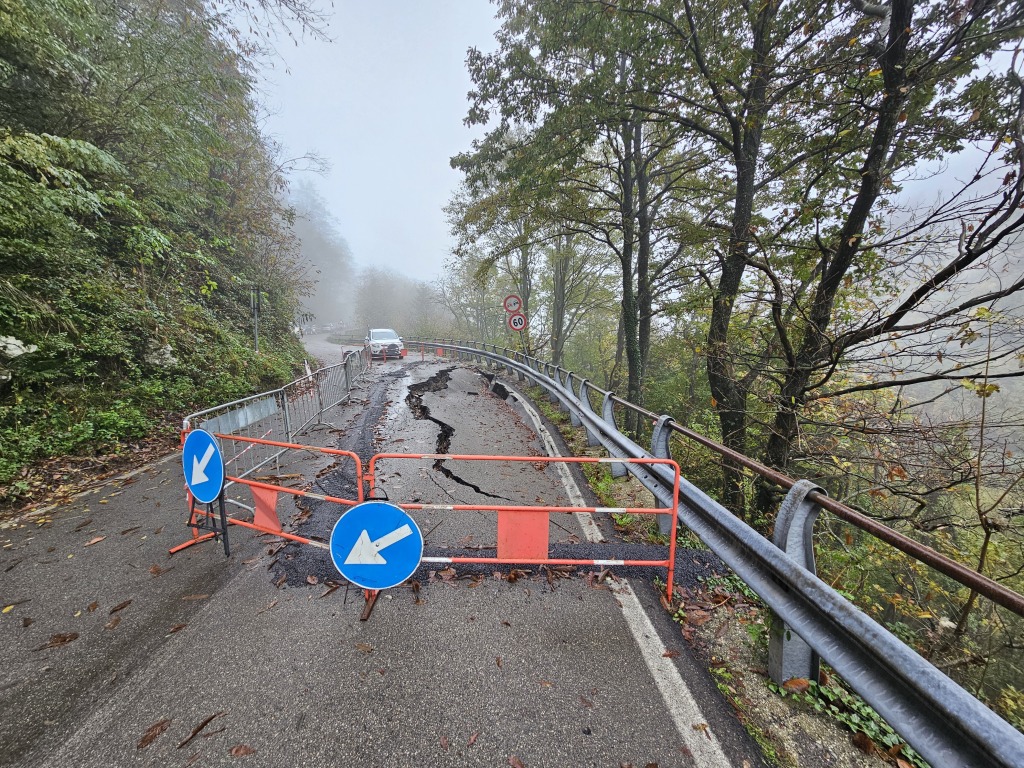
[[258, 1, 500, 283]]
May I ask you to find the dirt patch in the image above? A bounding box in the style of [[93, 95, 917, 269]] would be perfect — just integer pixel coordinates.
[[683, 590, 885, 768], [0, 431, 179, 525]]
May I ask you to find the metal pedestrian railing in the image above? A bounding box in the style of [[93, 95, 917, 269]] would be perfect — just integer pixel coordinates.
[[181, 348, 370, 511], [411, 338, 1024, 768]]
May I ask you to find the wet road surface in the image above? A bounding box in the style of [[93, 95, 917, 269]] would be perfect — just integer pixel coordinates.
[[0, 344, 763, 768]]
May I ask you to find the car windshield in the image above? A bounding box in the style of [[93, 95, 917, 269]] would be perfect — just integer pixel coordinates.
[[370, 329, 399, 341]]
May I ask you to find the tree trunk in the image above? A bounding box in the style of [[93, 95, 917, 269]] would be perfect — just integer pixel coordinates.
[[635, 122, 652, 407], [551, 233, 568, 367], [618, 119, 642, 435], [705, 0, 775, 519], [757, 0, 913, 518]]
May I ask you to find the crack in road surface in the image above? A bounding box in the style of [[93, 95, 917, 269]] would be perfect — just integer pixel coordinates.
[[406, 369, 509, 501]]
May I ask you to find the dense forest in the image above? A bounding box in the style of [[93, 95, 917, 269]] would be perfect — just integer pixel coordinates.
[[440, 0, 1024, 730]]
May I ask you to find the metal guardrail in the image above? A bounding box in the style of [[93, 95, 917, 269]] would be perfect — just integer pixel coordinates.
[[412, 338, 1024, 768], [181, 349, 370, 508]]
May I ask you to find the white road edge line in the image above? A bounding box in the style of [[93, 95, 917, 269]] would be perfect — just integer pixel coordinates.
[[503, 380, 733, 767]]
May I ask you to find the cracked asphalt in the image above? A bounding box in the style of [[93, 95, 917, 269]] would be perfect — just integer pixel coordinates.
[[0, 339, 765, 768]]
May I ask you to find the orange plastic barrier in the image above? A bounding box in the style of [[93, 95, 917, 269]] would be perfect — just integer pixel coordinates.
[[170, 433, 363, 554], [171, 435, 680, 600], [366, 452, 680, 598]]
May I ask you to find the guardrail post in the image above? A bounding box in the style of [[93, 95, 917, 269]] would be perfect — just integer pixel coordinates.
[[578, 379, 601, 447], [602, 393, 627, 478], [564, 372, 582, 427], [554, 367, 571, 412], [546, 364, 560, 404], [768, 480, 824, 686], [651, 415, 675, 535]]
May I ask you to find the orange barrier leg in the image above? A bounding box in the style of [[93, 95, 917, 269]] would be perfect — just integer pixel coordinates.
[[251, 485, 283, 532], [497, 509, 549, 560]]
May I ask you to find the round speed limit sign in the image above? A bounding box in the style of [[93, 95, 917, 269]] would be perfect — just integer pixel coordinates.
[[503, 294, 523, 313], [507, 312, 527, 332]]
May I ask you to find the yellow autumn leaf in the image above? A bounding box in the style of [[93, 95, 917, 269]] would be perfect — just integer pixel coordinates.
[[2, 605, 14, 614], [868, 68, 882, 76]]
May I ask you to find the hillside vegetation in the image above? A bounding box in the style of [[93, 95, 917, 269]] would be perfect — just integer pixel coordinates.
[[0, 0, 313, 500]]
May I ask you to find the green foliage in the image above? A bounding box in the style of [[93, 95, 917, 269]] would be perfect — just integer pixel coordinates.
[[771, 678, 927, 768], [0, 0, 311, 501]]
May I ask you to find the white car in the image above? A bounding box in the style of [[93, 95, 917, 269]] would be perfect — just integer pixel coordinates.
[[365, 328, 406, 359]]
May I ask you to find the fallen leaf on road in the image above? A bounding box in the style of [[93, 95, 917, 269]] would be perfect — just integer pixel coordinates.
[[168, 623, 187, 634], [105, 616, 121, 630], [181, 594, 209, 601], [306, 575, 318, 585], [273, 573, 286, 588], [782, 678, 811, 694], [256, 600, 278, 616], [468, 731, 479, 746], [33, 632, 79, 651], [579, 696, 594, 709], [662, 650, 680, 658], [109, 600, 132, 614], [87, 602, 99, 613], [539, 680, 553, 688], [319, 584, 339, 598], [178, 711, 226, 749], [229, 744, 256, 757], [686, 609, 711, 626], [355, 643, 373, 654], [509, 756, 526, 768], [121, 526, 141, 536], [84, 536, 106, 547], [693, 723, 711, 740], [73, 518, 93, 532], [149, 564, 166, 577], [22, 617, 33, 628], [496, 656, 502, 667], [440, 735, 450, 751], [852, 732, 878, 755], [137, 718, 171, 749]]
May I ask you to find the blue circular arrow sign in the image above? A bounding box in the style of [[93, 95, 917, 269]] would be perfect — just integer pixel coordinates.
[[330, 502, 424, 590], [182, 429, 225, 505]]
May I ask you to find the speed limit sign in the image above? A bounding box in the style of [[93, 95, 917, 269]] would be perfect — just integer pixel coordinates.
[[503, 294, 523, 313], [507, 312, 527, 332]]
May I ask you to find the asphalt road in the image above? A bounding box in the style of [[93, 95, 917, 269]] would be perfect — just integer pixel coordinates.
[[0, 336, 765, 767]]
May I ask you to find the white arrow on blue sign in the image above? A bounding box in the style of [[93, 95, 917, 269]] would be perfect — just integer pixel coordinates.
[[330, 501, 424, 590], [182, 429, 225, 505]]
